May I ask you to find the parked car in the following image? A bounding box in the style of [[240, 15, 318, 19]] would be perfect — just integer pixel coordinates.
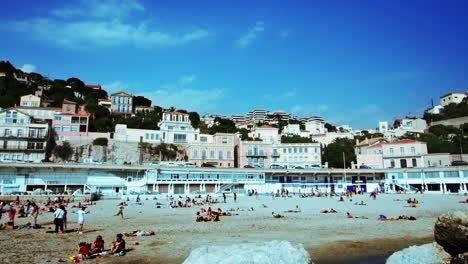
[[310, 164, 322, 169], [253, 165, 264, 169], [162, 162, 179, 167], [270, 164, 284, 169], [359, 165, 371, 169], [10, 191, 28, 195], [184, 163, 197, 168], [451, 160, 468, 166], [294, 166, 304, 169], [83, 159, 103, 165], [244, 165, 254, 168], [201, 163, 216, 168]]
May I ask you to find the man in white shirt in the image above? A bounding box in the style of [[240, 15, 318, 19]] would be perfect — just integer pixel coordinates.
[[77, 207, 87, 234], [54, 206, 65, 233]]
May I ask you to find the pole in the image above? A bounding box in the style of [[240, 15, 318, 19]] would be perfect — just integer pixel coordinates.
[[343, 152, 346, 189]]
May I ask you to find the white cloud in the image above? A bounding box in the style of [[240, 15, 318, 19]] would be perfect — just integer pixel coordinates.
[[9, 0, 210, 49], [20, 64, 36, 73], [102, 80, 129, 94], [237, 21, 264, 48], [140, 75, 226, 113]]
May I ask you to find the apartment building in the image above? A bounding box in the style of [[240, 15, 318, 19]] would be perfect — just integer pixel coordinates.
[[20, 94, 41, 107], [304, 116, 326, 135], [52, 100, 90, 140], [110, 92, 133, 115], [238, 141, 272, 168], [249, 124, 280, 144], [271, 143, 321, 169], [246, 109, 269, 122], [187, 133, 237, 167], [0, 108, 49, 162], [16, 106, 61, 121]]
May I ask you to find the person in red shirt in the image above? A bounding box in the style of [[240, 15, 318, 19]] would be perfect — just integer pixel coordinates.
[[78, 242, 89, 260], [89, 235, 105, 255]]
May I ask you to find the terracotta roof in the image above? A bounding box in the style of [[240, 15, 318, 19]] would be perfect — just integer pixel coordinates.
[[98, 99, 111, 102], [386, 139, 421, 145], [312, 134, 326, 136], [258, 124, 276, 129], [355, 137, 384, 147], [63, 99, 77, 104], [167, 111, 188, 115], [17, 106, 61, 110], [300, 129, 309, 132], [85, 85, 101, 89]]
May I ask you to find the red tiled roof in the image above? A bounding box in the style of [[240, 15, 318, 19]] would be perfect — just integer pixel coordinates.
[[386, 139, 421, 145], [167, 111, 189, 115], [258, 124, 276, 129], [312, 134, 326, 136], [85, 85, 101, 89], [300, 130, 309, 132], [98, 99, 111, 102], [355, 137, 384, 147], [63, 99, 77, 104]]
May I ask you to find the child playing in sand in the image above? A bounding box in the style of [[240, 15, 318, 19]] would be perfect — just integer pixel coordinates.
[[78, 242, 90, 260], [115, 203, 125, 219]]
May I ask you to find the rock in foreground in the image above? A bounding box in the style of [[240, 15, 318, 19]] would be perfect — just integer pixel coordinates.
[[386, 243, 451, 264], [183, 240, 311, 264], [434, 211, 468, 257]]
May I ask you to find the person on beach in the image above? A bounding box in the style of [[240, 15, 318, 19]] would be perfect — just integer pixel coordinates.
[[7, 203, 16, 223], [272, 212, 284, 218], [31, 203, 40, 227], [223, 193, 226, 203], [54, 205, 65, 233], [196, 212, 208, 222], [78, 242, 90, 260], [77, 206, 87, 234], [234, 193, 237, 202], [346, 212, 368, 219], [62, 206, 68, 231], [109, 233, 126, 254], [89, 235, 105, 255], [115, 203, 125, 219]]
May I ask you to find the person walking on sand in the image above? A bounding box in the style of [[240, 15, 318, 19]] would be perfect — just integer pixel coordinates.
[[77, 207, 87, 234], [115, 203, 125, 219], [223, 193, 226, 203], [54, 205, 65, 233], [234, 193, 237, 203], [31, 202, 40, 227]]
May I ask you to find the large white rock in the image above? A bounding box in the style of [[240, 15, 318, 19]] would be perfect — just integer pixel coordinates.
[[386, 242, 451, 264], [183, 240, 311, 264]]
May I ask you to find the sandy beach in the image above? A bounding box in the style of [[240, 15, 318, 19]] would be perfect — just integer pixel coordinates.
[[0, 193, 466, 264]]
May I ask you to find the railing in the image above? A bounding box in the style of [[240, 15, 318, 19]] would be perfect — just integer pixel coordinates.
[[382, 153, 424, 158], [246, 152, 268, 157], [271, 152, 280, 157], [0, 146, 45, 151], [0, 134, 47, 139]]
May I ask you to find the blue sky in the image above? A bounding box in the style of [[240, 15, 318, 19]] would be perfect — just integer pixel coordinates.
[[1, 0, 467, 129]]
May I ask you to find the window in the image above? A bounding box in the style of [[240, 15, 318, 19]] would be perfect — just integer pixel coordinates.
[[294, 148, 297, 153], [410, 147, 415, 154], [299, 148, 303, 153], [145, 133, 149, 140], [305, 148, 308, 153], [62, 126, 70, 132], [390, 160, 395, 167], [201, 136, 207, 142], [17, 129, 23, 137], [400, 147, 404, 154], [222, 137, 228, 144], [194, 150, 198, 158], [66, 105, 72, 112], [71, 126, 78, 132], [218, 151, 223, 160], [155, 134, 159, 140], [412, 158, 417, 167], [174, 134, 187, 143], [150, 134, 154, 140], [283, 148, 286, 153], [248, 146, 253, 155], [210, 150, 215, 158], [227, 151, 231, 158], [288, 148, 292, 153], [54, 126, 61, 132], [389, 148, 394, 154], [4, 129, 12, 136], [202, 150, 206, 158]]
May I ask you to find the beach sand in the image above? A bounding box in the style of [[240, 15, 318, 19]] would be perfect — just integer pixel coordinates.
[[0, 193, 466, 264]]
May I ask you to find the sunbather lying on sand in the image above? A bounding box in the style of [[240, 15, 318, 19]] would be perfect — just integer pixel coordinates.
[[320, 208, 337, 213], [347, 212, 368, 219], [123, 230, 155, 236], [285, 205, 301, 213], [272, 212, 284, 218]]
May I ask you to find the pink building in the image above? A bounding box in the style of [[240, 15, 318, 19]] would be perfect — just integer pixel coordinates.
[[52, 100, 91, 140], [188, 133, 237, 168], [238, 141, 272, 168]]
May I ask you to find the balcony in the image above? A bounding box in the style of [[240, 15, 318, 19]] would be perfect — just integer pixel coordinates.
[[383, 152, 424, 158], [246, 152, 268, 157], [0, 134, 48, 140], [271, 152, 280, 158]]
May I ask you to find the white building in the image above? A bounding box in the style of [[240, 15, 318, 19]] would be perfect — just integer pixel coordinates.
[[15, 106, 61, 121], [311, 132, 354, 146], [282, 124, 301, 135], [440, 92, 466, 107], [0, 108, 49, 163], [249, 125, 280, 144], [355, 137, 386, 168], [271, 143, 321, 169], [110, 92, 133, 115], [20, 94, 41, 107], [246, 109, 269, 122], [304, 116, 326, 135], [378, 121, 388, 133], [384, 118, 427, 141], [201, 115, 216, 128], [231, 114, 247, 123]]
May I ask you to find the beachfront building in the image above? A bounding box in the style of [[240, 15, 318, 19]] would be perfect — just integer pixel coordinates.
[[52, 100, 90, 140], [384, 118, 427, 141], [304, 116, 326, 135], [187, 133, 237, 167], [270, 143, 322, 169], [135, 106, 154, 113], [20, 94, 41, 107], [249, 125, 280, 144], [246, 109, 269, 122], [110, 92, 133, 116], [440, 92, 466, 107], [0, 108, 49, 163], [356, 138, 433, 169], [378, 121, 389, 133], [238, 141, 272, 168]]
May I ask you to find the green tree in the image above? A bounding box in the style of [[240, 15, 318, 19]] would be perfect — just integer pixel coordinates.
[[281, 135, 316, 143], [53, 141, 74, 161], [322, 138, 356, 168], [92, 137, 108, 146]]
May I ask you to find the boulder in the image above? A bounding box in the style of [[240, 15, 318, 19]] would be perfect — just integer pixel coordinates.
[[386, 243, 451, 264], [434, 211, 468, 257]]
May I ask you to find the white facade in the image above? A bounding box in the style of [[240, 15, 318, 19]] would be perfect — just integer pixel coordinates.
[[157, 112, 200, 144], [283, 124, 301, 135], [271, 143, 321, 169], [0, 108, 49, 163], [312, 132, 354, 146], [20, 94, 41, 107], [201, 115, 216, 128], [246, 109, 269, 122], [249, 125, 280, 144], [440, 92, 466, 107], [110, 92, 133, 114], [384, 118, 427, 141], [16, 106, 61, 120], [304, 116, 326, 135], [378, 121, 388, 133]]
